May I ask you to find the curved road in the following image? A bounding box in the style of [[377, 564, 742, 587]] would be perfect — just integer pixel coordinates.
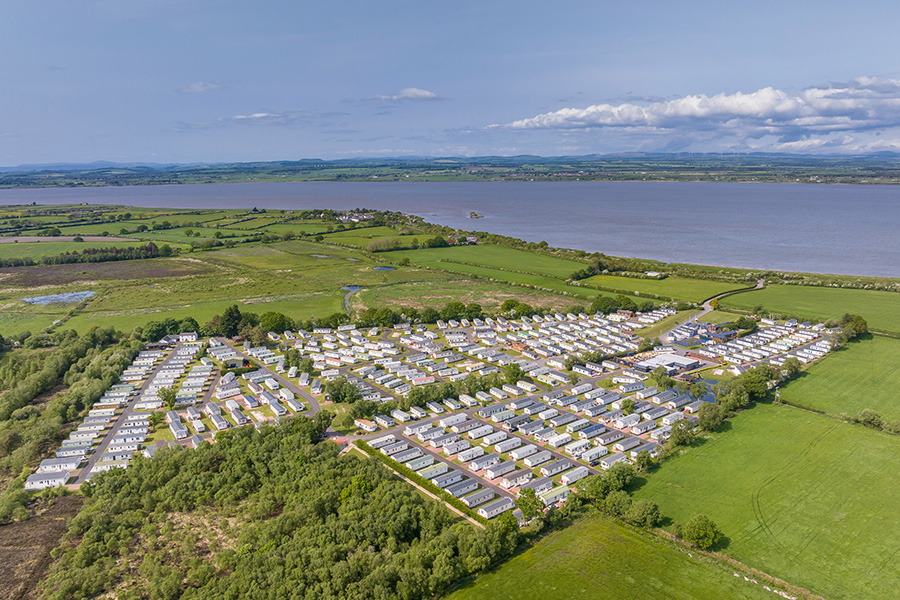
[[661, 278, 765, 344]]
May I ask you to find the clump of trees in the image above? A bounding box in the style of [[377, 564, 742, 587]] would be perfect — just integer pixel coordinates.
[[40, 417, 522, 600], [576, 463, 663, 529]]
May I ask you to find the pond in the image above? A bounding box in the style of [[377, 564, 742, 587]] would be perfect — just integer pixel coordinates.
[[22, 291, 96, 305], [372, 266, 395, 271]]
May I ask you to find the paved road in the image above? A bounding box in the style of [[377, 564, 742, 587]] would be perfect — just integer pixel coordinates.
[[74, 345, 182, 484], [661, 278, 765, 344]]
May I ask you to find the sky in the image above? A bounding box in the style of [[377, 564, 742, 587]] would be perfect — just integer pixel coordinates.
[[3, 0, 900, 165]]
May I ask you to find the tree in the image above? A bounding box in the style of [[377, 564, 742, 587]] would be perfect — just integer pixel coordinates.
[[780, 356, 802, 380], [625, 499, 661, 528], [505, 363, 525, 386], [681, 514, 722, 550], [633, 449, 653, 472], [621, 397, 636, 415], [857, 408, 884, 430], [566, 371, 580, 385], [689, 380, 707, 399], [260, 311, 293, 333], [605, 462, 635, 491], [516, 488, 544, 521], [697, 402, 724, 432], [667, 420, 695, 448], [158, 387, 177, 411], [604, 490, 632, 516], [325, 376, 361, 404], [220, 304, 243, 338]]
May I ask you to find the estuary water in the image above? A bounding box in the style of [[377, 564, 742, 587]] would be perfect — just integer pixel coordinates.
[[1, 181, 898, 277]]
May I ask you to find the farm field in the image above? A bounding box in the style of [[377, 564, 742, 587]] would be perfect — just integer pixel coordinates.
[[779, 335, 900, 421], [352, 278, 590, 313], [448, 514, 774, 600], [389, 244, 588, 278], [634, 403, 900, 600], [720, 284, 900, 333], [0, 239, 163, 260], [581, 274, 746, 302], [323, 225, 426, 249]]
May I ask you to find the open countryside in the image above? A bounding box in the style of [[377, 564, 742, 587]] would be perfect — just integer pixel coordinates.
[[633, 402, 900, 600]]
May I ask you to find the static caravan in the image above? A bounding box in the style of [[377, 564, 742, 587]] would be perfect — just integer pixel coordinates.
[[457, 446, 484, 462], [446, 478, 480, 498], [460, 488, 495, 509], [478, 497, 515, 519], [407, 455, 435, 471], [540, 459, 573, 477], [580, 445, 608, 464], [539, 485, 571, 506], [485, 460, 516, 480], [501, 469, 533, 489], [547, 433, 572, 449], [561, 466, 590, 485], [518, 476, 553, 496], [510, 444, 539, 460], [600, 452, 629, 470], [433, 470, 466, 489]]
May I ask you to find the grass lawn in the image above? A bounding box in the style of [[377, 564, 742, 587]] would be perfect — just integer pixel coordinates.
[[389, 244, 588, 279], [581, 274, 746, 302], [720, 284, 900, 333], [633, 403, 900, 600], [779, 335, 900, 421], [448, 514, 775, 600], [700, 309, 746, 324]]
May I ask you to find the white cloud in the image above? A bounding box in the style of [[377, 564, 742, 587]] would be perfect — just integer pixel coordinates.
[[180, 81, 222, 94], [500, 77, 900, 151], [372, 87, 440, 102], [229, 110, 324, 125]]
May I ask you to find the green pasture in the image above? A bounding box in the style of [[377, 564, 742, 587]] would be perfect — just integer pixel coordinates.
[[720, 284, 900, 333], [634, 403, 900, 600], [448, 514, 774, 600], [582, 274, 745, 302], [353, 279, 586, 313], [389, 244, 587, 279], [0, 240, 153, 260], [779, 335, 900, 421], [700, 310, 745, 324]]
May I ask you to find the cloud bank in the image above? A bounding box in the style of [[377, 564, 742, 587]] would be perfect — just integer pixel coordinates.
[[501, 77, 900, 151]]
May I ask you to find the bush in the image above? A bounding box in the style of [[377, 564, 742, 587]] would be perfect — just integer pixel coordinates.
[[625, 499, 661, 528], [681, 514, 722, 550]]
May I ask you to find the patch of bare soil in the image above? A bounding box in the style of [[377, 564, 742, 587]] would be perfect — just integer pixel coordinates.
[[0, 495, 83, 600]]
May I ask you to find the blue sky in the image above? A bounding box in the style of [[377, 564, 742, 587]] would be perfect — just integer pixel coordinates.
[[3, 0, 900, 164]]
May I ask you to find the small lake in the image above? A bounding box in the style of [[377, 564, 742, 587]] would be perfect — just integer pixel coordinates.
[[22, 291, 96, 305]]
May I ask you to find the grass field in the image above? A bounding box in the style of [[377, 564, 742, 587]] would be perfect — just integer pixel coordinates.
[[390, 244, 587, 279], [353, 279, 589, 313], [0, 240, 155, 260], [701, 310, 746, 324], [634, 403, 900, 600], [448, 514, 775, 600], [779, 335, 900, 421], [636, 309, 700, 338], [581, 274, 746, 302], [721, 284, 900, 333]]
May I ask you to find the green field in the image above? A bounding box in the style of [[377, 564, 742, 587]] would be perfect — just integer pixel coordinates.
[[448, 514, 775, 600], [582, 274, 746, 302], [634, 403, 900, 600], [390, 244, 588, 278], [721, 284, 900, 333], [0, 240, 156, 260], [701, 309, 746, 324], [779, 335, 900, 421], [636, 309, 700, 338]]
